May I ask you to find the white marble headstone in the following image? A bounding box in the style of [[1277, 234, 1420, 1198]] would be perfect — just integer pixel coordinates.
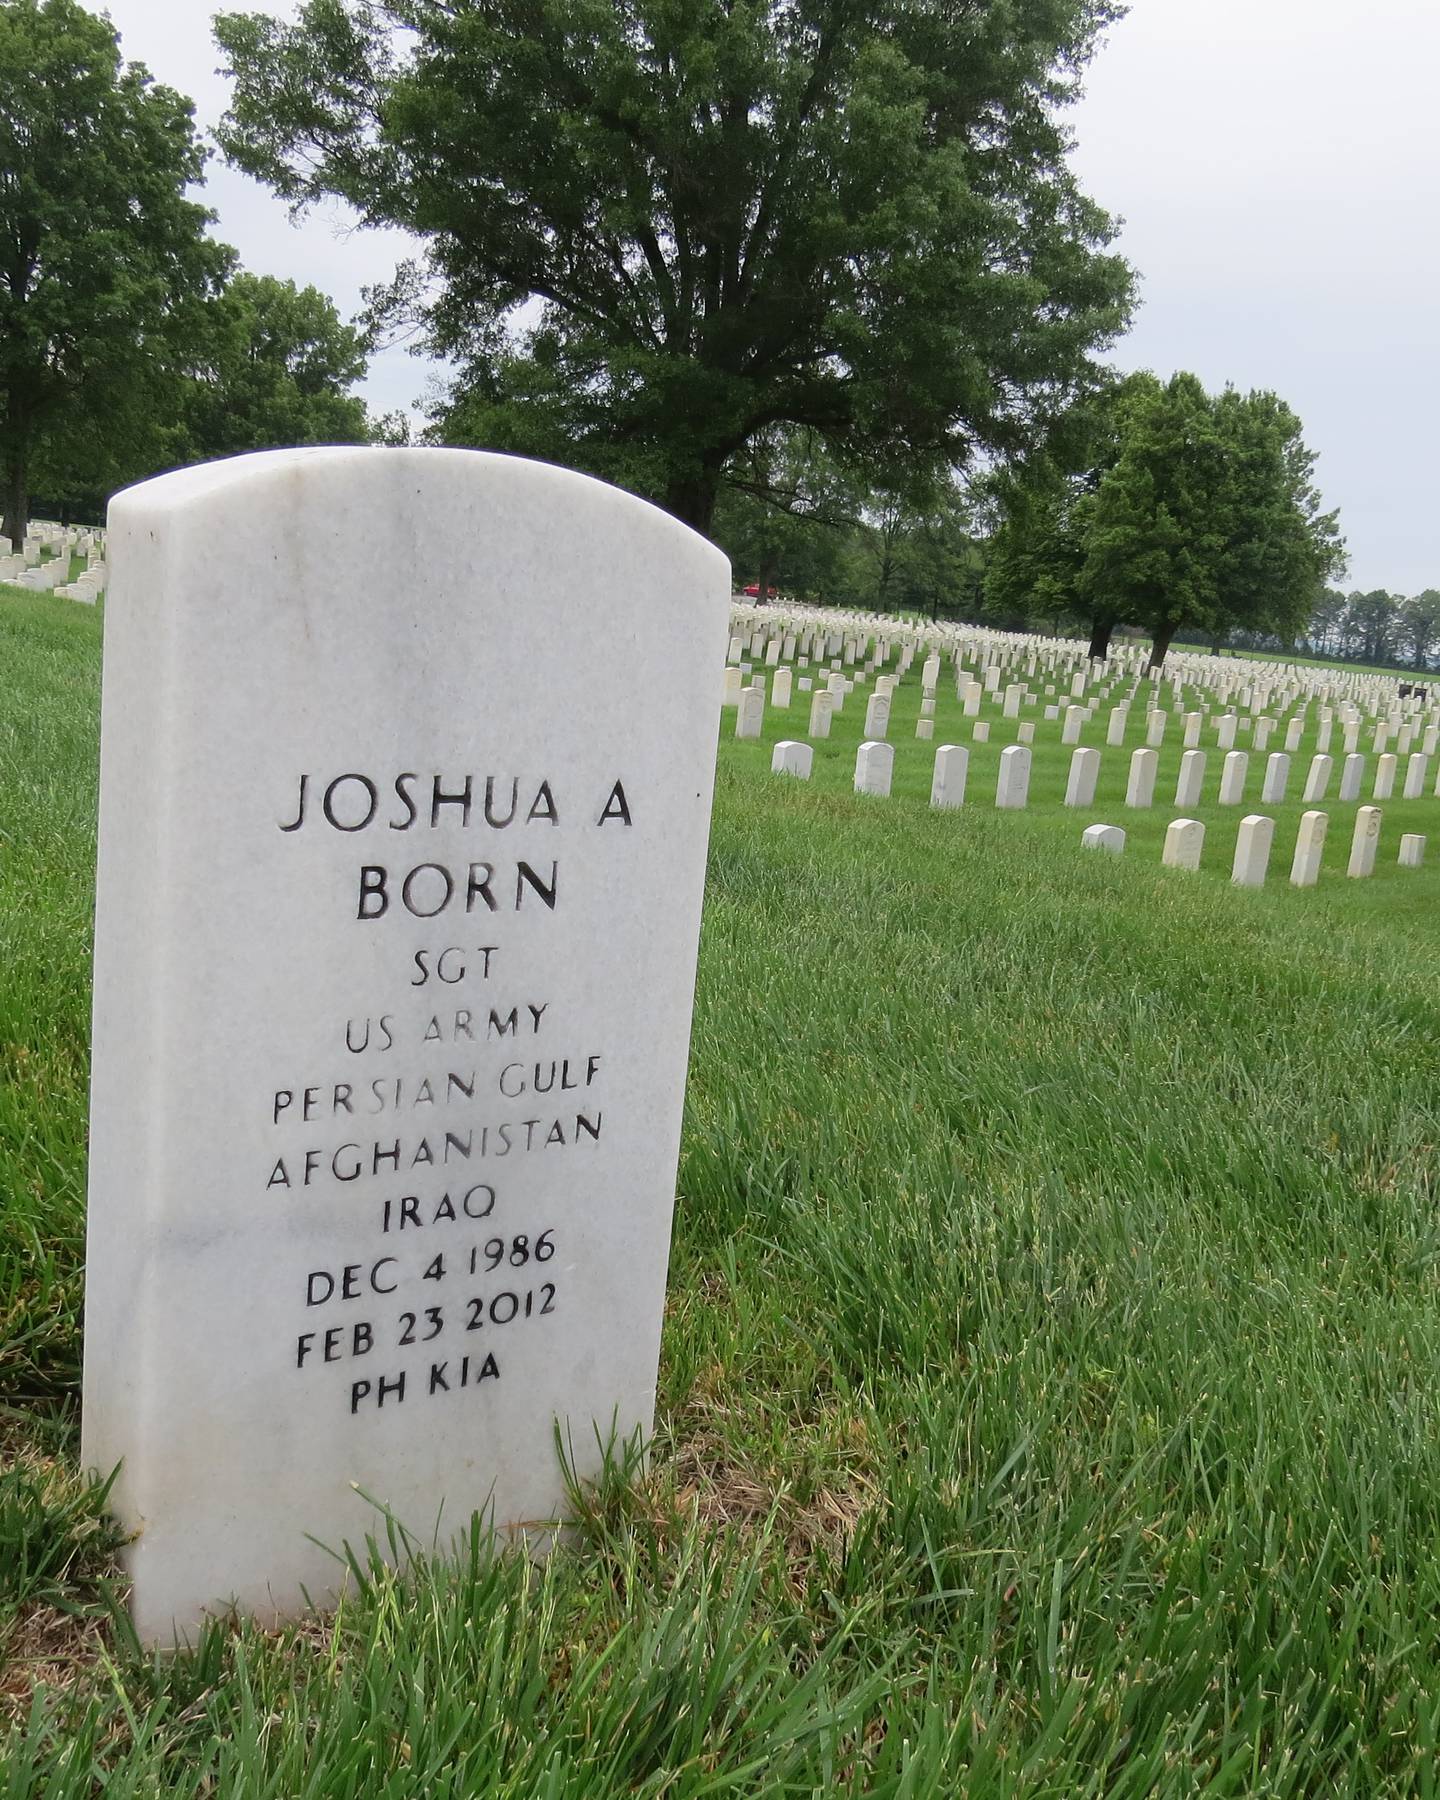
[[83, 448, 729, 1642]]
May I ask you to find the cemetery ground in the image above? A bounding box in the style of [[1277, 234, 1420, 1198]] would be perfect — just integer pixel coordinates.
[[4, 591, 1440, 1794]]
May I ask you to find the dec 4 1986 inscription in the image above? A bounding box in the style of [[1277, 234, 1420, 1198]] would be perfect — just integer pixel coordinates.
[[82, 448, 730, 1644]]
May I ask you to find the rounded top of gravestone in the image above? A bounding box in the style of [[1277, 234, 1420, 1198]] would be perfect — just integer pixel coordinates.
[[108, 446, 727, 571]]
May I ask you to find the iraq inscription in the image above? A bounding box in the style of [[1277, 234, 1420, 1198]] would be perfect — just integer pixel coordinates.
[[82, 448, 729, 1642]]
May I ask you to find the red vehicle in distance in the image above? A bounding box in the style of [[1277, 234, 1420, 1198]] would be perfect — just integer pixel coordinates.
[[742, 583, 778, 600]]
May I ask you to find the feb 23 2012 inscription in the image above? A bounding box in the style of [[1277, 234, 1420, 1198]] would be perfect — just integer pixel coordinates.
[[82, 447, 730, 1644]]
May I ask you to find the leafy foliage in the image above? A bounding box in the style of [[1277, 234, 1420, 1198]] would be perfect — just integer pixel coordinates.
[[0, 0, 229, 543], [174, 272, 370, 463], [986, 372, 1346, 664], [1299, 586, 1440, 672], [215, 0, 1134, 528]]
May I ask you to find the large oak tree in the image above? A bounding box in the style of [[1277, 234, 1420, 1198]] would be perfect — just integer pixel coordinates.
[[215, 0, 1134, 534], [0, 0, 227, 548]]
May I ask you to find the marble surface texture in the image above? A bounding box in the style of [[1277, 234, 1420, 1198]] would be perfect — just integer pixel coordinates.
[[82, 447, 730, 1642]]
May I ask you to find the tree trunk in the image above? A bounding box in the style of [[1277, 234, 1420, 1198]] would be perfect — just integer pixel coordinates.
[[2, 452, 26, 554], [1146, 624, 1176, 672], [662, 469, 720, 537], [757, 550, 775, 607], [1087, 614, 1115, 660]]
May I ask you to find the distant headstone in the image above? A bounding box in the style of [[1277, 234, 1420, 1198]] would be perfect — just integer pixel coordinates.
[[1162, 818, 1205, 872], [1218, 750, 1248, 806], [1290, 810, 1327, 888], [1232, 814, 1275, 888], [1174, 749, 1206, 809], [1260, 752, 1290, 805], [863, 693, 891, 739], [1348, 805, 1382, 878], [930, 744, 968, 809], [1398, 833, 1426, 868], [82, 448, 729, 1643], [995, 744, 1031, 809], [854, 739, 894, 797], [771, 740, 813, 779], [1064, 746, 1100, 807], [1125, 747, 1158, 809], [735, 685, 765, 740]]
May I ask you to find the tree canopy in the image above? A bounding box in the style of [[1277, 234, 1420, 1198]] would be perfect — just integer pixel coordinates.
[[174, 272, 370, 464], [986, 372, 1345, 665], [0, 0, 229, 547], [215, 0, 1135, 532]]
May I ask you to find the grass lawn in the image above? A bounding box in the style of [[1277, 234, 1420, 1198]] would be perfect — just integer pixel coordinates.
[[4, 589, 1440, 1794]]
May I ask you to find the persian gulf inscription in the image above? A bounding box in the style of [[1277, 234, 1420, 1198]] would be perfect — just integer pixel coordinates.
[[82, 447, 730, 1643]]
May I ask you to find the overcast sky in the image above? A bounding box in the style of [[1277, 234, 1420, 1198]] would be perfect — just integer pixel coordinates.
[[99, 0, 1437, 593]]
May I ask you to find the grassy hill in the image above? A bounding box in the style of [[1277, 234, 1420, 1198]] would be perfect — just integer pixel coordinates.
[[5, 591, 1440, 1794]]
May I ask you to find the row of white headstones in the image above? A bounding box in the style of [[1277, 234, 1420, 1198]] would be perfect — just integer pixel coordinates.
[[727, 602, 1437, 885], [767, 730, 1439, 812], [767, 736, 1415, 884], [0, 520, 108, 601], [723, 602, 1440, 752], [733, 661, 1440, 765], [737, 660, 1440, 800]]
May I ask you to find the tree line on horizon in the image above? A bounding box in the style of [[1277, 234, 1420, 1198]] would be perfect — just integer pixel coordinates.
[[0, 0, 1377, 668]]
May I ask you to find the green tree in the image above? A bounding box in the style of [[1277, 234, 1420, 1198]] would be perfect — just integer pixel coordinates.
[[1078, 375, 1342, 668], [1399, 590, 1440, 671], [215, 0, 1133, 534], [980, 370, 1156, 652], [0, 0, 228, 547], [983, 472, 1095, 639], [1077, 373, 1227, 667], [889, 492, 983, 621], [1344, 589, 1400, 666], [176, 272, 369, 462], [711, 429, 861, 602], [1304, 586, 1348, 659], [1205, 386, 1344, 655]]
